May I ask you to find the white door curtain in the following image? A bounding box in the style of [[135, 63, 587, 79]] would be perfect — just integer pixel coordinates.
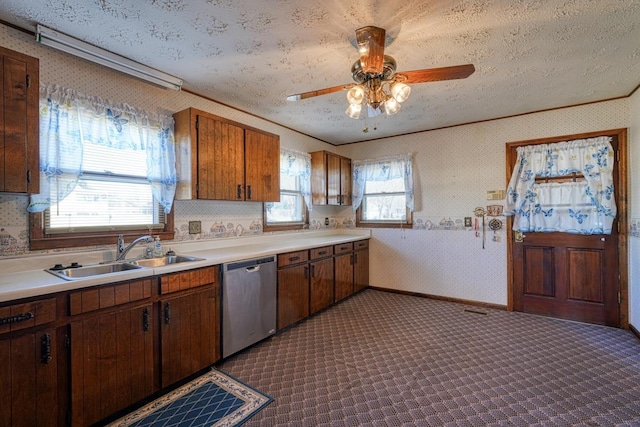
[[504, 136, 616, 235]]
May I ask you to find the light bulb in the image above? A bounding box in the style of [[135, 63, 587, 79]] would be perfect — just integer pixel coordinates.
[[346, 85, 365, 105], [345, 103, 362, 119], [390, 81, 411, 103], [384, 97, 401, 115]]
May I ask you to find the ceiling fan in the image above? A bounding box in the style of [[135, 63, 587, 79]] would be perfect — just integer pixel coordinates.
[[286, 26, 475, 120]]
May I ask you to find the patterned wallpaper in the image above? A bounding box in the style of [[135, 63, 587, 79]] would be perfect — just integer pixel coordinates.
[[0, 24, 637, 312], [1, 0, 638, 145]]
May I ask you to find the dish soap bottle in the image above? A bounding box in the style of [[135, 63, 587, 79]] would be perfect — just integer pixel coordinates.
[[152, 236, 163, 258]]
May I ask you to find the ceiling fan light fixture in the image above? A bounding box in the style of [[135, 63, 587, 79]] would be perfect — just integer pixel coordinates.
[[390, 81, 411, 103], [384, 97, 401, 115], [346, 85, 365, 105], [346, 103, 362, 119]]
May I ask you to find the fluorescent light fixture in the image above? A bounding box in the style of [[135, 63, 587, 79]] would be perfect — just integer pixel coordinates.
[[36, 24, 183, 91]]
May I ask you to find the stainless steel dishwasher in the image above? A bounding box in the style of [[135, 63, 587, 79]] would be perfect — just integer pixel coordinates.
[[222, 255, 277, 358]]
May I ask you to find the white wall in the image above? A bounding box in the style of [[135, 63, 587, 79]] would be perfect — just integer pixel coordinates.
[[338, 100, 630, 306]]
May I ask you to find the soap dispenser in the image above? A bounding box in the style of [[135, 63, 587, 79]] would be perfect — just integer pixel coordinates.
[[153, 236, 163, 258]]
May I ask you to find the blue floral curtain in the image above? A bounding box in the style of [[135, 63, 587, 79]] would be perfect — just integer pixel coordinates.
[[504, 136, 616, 234], [352, 153, 414, 212], [28, 84, 177, 213], [280, 148, 312, 211]]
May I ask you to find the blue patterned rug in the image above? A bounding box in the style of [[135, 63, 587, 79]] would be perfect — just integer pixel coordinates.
[[108, 369, 273, 427]]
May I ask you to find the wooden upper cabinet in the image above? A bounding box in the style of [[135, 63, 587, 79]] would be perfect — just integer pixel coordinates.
[[0, 46, 39, 194], [173, 107, 280, 202], [310, 151, 352, 206], [245, 128, 280, 201]]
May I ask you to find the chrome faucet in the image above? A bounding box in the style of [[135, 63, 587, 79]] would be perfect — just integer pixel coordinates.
[[116, 234, 154, 261]]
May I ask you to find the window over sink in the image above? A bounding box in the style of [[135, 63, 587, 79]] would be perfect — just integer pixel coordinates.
[[29, 84, 176, 250]]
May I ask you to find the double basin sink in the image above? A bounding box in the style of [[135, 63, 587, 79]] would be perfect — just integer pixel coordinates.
[[46, 255, 203, 281]]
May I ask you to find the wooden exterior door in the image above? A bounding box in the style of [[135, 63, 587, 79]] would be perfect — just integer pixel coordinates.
[[507, 129, 627, 327]]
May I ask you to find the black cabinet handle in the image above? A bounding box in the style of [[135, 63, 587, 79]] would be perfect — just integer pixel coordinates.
[[237, 184, 242, 199], [0, 311, 33, 326], [164, 302, 171, 325], [304, 266, 309, 280], [289, 256, 300, 262], [354, 253, 358, 264], [143, 308, 150, 331], [40, 333, 52, 364], [27, 169, 31, 184], [247, 185, 252, 200], [311, 265, 316, 277], [318, 251, 327, 255], [350, 254, 354, 265]]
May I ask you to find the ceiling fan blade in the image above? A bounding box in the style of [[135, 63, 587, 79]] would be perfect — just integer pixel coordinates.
[[397, 64, 475, 84], [355, 26, 386, 75], [286, 83, 355, 101]]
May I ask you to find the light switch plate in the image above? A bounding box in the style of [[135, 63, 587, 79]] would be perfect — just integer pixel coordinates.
[[464, 217, 472, 227], [188, 221, 201, 234]]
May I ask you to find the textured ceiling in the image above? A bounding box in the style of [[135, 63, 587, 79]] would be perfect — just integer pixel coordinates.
[[1, 0, 639, 145]]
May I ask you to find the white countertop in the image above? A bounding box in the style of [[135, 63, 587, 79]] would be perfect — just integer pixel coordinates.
[[0, 229, 370, 303]]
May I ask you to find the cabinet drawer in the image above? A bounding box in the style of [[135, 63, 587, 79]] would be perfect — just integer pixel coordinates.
[[160, 266, 219, 294], [310, 246, 333, 260], [0, 297, 56, 334], [354, 239, 369, 250], [69, 279, 152, 315], [278, 250, 309, 267], [334, 242, 353, 255]]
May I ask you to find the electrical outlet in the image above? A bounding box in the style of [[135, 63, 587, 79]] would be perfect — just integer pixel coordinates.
[[464, 217, 472, 227], [188, 220, 201, 234]]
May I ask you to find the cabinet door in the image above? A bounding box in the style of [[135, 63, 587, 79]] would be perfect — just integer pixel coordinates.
[[354, 248, 369, 292], [197, 115, 245, 200], [0, 48, 39, 194], [340, 157, 352, 205], [326, 153, 342, 205], [0, 328, 57, 427], [334, 253, 354, 302], [70, 304, 153, 427], [310, 257, 334, 314], [277, 264, 310, 330], [245, 129, 280, 201], [160, 287, 219, 388]]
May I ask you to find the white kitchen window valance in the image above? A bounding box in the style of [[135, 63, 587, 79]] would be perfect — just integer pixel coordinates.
[[27, 83, 177, 214], [504, 136, 616, 234], [352, 153, 414, 212], [280, 147, 312, 211]]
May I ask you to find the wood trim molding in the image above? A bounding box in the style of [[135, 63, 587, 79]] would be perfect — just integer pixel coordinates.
[[369, 286, 507, 311]]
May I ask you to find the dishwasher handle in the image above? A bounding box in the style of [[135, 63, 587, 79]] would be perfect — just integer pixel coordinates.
[[246, 265, 260, 273]]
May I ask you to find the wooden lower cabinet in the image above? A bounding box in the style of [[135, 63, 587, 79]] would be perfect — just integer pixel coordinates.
[[354, 244, 370, 293], [160, 285, 219, 388], [277, 263, 310, 330], [70, 303, 154, 427], [0, 327, 58, 427], [334, 252, 354, 302], [310, 257, 334, 314]]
